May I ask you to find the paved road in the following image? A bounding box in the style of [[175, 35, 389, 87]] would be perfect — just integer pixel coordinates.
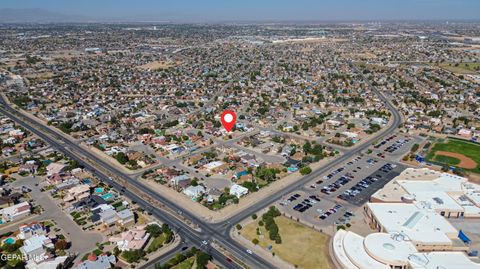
[[0, 65, 402, 269], [7, 175, 104, 260], [0, 102, 256, 269]]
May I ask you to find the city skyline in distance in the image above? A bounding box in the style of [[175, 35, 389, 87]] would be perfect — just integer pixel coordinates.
[[0, 0, 479, 23]]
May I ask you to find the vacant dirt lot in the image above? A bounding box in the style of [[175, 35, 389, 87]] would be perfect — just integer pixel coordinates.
[[138, 61, 177, 70], [241, 216, 332, 269]]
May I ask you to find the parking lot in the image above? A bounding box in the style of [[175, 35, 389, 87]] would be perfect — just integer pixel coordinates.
[[277, 154, 406, 229], [373, 134, 422, 159]]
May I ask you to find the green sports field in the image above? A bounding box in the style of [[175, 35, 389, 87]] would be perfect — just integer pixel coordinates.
[[426, 138, 480, 174]]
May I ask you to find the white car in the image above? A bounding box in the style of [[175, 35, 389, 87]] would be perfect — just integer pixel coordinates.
[[246, 249, 253, 254], [201, 240, 208, 246]]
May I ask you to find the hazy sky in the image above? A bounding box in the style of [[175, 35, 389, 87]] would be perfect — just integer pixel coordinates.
[[1, 0, 479, 22]]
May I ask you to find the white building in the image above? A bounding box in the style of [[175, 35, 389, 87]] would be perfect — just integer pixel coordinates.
[[0, 201, 31, 222], [333, 230, 480, 269], [229, 184, 249, 198], [183, 185, 205, 199], [20, 235, 54, 263], [332, 168, 480, 269], [371, 168, 480, 218], [203, 161, 225, 171], [364, 202, 463, 251], [26, 256, 69, 269]]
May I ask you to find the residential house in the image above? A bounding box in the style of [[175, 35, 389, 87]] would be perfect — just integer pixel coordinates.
[[117, 209, 135, 227], [76, 254, 116, 269], [95, 207, 118, 226], [20, 234, 54, 262], [183, 185, 205, 199], [73, 195, 106, 211], [18, 222, 47, 240], [64, 184, 90, 202], [46, 162, 67, 177], [26, 256, 69, 269], [0, 196, 14, 209], [203, 161, 228, 172], [109, 226, 150, 251], [0, 201, 31, 222], [206, 188, 223, 203], [170, 175, 190, 188], [230, 184, 249, 198], [54, 177, 80, 191]]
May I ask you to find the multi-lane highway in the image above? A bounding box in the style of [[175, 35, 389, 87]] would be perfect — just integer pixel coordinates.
[[0, 96, 275, 269], [0, 68, 402, 269]]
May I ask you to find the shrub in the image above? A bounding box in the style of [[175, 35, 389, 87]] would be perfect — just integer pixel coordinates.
[[300, 166, 312, 175], [122, 249, 145, 263], [145, 224, 162, 238]]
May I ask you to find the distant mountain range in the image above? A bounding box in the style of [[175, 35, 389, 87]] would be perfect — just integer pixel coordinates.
[[0, 8, 93, 23]]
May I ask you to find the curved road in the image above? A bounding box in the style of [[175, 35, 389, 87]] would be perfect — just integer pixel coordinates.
[[0, 68, 402, 269]]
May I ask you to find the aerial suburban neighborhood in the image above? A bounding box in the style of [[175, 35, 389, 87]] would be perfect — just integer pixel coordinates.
[[0, 1, 480, 269]]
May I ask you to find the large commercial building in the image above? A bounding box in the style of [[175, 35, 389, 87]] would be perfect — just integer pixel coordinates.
[[333, 230, 480, 269], [332, 168, 480, 269], [371, 168, 480, 218]]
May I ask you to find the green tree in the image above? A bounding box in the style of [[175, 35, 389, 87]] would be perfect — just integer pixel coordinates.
[[115, 152, 129, 165], [303, 141, 312, 154], [145, 224, 162, 238], [161, 223, 171, 234], [121, 249, 145, 263], [195, 251, 212, 269], [300, 166, 312, 175], [410, 144, 419, 152]]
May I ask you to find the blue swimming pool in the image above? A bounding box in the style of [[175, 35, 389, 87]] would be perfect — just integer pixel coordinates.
[[101, 193, 114, 200], [82, 178, 92, 185], [94, 187, 104, 194], [4, 237, 15, 244]]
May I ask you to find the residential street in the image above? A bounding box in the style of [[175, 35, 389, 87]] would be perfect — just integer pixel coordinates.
[[7, 175, 104, 258]]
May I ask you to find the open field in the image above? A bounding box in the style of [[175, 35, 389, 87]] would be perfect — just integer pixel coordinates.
[[426, 138, 480, 173], [436, 62, 480, 74], [138, 60, 177, 70], [241, 216, 332, 269]]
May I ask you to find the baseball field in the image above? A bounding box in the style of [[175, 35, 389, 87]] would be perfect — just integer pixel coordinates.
[[426, 138, 480, 174]]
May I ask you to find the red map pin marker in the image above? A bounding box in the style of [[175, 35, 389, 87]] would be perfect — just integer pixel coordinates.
[[221, 110, 236, 132]]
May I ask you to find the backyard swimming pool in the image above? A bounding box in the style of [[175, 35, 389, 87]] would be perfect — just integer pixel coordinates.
[[94, 187, 104, 193], [101, 193, 114, 200], [4, 237, 15, 244]]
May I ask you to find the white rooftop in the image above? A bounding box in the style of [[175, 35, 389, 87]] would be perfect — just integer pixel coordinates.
[[373, 168, 480, 217], [343, 231, 389, 269], [367, 202, 457, 246], [364, 233, 417, 266], [409, 252, 480, 269]]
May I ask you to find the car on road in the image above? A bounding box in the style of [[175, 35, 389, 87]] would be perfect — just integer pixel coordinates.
[[246, 249, 253, 254]]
